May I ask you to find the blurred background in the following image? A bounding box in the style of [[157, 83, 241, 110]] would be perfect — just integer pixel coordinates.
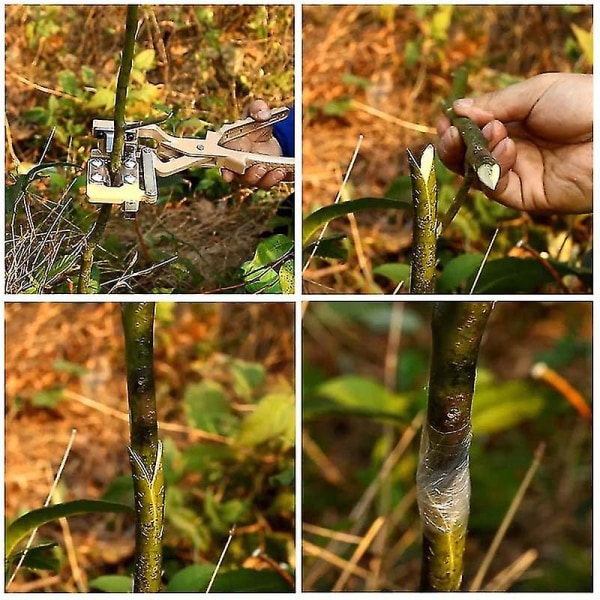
[[5, 302, 294, 592], [302, 5, 592, 292], [302, 301, 591, 591], [5, 5, 294, 293]]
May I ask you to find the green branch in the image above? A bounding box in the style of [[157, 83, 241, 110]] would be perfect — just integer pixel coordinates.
[[121, 302, 164, 593], [110, 5, 139, 177], [77, 5, 138, 293], [417, 302, 493, 591], [408, 144, 438, 294]]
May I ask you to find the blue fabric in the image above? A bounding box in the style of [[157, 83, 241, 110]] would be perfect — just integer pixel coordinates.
[[272, 107, 295, 157]]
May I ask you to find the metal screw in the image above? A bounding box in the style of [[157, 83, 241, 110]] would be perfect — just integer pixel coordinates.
[[124, 159, 136, 169], [91, 173, 105, 183], [197, 144, 204, 151], [90, 158, 104, 168], [123, 174, 136, 184]]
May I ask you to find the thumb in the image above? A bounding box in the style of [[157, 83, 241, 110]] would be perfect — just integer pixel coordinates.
[[452, 73, 562, 126]]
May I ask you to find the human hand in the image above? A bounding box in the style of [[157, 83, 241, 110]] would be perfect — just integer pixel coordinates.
[[437, 73, 592, 214], [221, 99, 288, 189]]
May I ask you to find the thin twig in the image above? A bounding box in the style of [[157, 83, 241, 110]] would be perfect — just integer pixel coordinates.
[[206, 525, 236, 593], [470, 228, 499, 294], [303, 135, 363, 272]]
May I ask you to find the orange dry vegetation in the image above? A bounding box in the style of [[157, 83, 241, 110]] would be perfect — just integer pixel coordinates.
[[302, 5, 592, 293]]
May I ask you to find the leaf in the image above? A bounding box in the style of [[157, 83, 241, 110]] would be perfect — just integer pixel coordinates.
[[89, 575, 132, 593], [305, 234, 348, 260], [472, 379, 546, 435], [237, 393, 295, 450], [166, 564, 215, 592], [6, 500, 132, 559], [241, 234, 293, 294], [571, 24, 593, 66], [209, 568, 294, 592], [373, 263, 411, 286], [470, 257, 576, 293], [436, 253, 484, 292], [279, 260, 295, 294], [58, 70, 79, 96], [231, 359, 266, 400], [31, 388, 64, 408], [302, 197, 411, 245], [87, 87, 114, 111], [306, 375, 410, 421], [11, 543, 59, 572], [184, 381, 232, 434], [133, 48, 156, 71]]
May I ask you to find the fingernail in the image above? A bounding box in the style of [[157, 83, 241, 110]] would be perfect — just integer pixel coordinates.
[[272, 169, 285, 183], [256, 109, 271, 121], [253, 166, 268, 180], [482, 122, 494, 137], [454, 98, 474, 109]]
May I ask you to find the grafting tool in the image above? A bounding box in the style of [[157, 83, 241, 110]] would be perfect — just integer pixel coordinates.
[[86, 107, 294, 218]]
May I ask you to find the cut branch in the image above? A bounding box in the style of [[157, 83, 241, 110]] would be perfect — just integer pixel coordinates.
[[408, 144, 438, 294]]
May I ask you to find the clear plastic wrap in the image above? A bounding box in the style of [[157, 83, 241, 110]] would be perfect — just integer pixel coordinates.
[[416, 422, 472, 535]]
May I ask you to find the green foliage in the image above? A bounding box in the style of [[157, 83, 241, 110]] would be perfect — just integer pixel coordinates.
[[241, 234, 293, 294], [304, 375, 412, 422], [89, 575, 132, 593], [6, 500, 133, 565]]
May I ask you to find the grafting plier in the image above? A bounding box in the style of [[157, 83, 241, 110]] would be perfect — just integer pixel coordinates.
[[86, 107, 294, 218]]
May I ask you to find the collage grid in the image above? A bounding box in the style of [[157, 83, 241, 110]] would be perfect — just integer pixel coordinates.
[[2, 2, 594, 596]]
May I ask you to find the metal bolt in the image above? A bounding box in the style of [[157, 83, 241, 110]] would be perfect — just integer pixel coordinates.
[[197, 144, 204, 151], [124, 159, 136, 169], [90, 158, 104, 168], [91, 173, 105, 183], [123, 174, 136, 184]]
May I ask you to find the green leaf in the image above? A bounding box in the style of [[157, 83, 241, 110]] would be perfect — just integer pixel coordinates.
[[6, 500, 133, 559], [437, 253, 484, 292], [306, 375, 410, 421], [133, 48, 156, 71], [303, 197, 411, 245], [373, 263, 411, 286], [470, 257, 576, 293], [58, 70, 79, 96], [279, 260, 295, 294], [87, 87, 114, 110], [472, 378, 546, 435], [321, 98, 352, 116], [305, 234, 348, 260], [89, 575, 132, 593], [209, 568, 294, 592], [184, 381, 232, 434], [237, 393, 295, 449], [166, 564, 215, 592], [31, 388, 64, 408], [241, 234, 292, 294], [231, 359, 266, 400], [12, 543, 59, 572]]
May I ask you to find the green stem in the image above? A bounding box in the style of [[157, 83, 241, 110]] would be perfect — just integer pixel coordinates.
[[77, 5, 138, 293], [110, 5, 139, 177], [408, 144, 438, 294], [417, 302, 493, 591], [76, 204, 112, 293], [121, 302, 164, 593]]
